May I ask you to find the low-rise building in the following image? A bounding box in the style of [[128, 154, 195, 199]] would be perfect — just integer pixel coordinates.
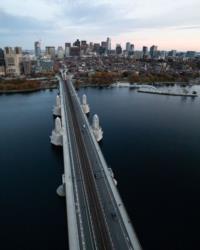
[[40, 59, 54, 73], [0, 66, 5, 76]]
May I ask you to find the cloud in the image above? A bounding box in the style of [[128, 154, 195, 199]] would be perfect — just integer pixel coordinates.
[[177, 26, 200, 30], [0, 9, 51, 32], [52, 0, 200, 34], [0, 0, 199, 50], [0, 0, 61, 20], [63, 2, 112, 24]]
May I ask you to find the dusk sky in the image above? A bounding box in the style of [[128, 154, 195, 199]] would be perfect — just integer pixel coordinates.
[[0, 0, 199, 51]]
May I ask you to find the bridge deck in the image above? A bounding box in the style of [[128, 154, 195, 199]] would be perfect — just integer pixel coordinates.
[[60, 74, 142, 250]]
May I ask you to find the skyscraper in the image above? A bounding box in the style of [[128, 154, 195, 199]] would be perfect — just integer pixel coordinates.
[[129, 44, 134, 56], [22, 56, 32, 75], [130, 44, 134, 51], [93, 43, 100, 53], [150, 45, 158, 58], [107, 37, 111, 51], [57, 46, 64, 59], [0, 48, 5, 76], [101, 41, 107, 48], [168, 50, 177, 57], [4, 47, 22, 76], [81, 40, 87, 46], [126, 42, 131, 52], [142, 46, 148, 58], [70, 46, 80, 57], [34, 41, 41, 58], [15, 47, 22, 54], [65, 43, 71, 57], [0, 48, 5, 66], [116, 44, 122, 55], [73, 39, 81, 47], [45, 46, 56, 59]]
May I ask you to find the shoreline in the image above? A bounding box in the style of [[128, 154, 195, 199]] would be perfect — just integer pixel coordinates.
[[0, 85, 57, 94], [76, 81, 193, 88]]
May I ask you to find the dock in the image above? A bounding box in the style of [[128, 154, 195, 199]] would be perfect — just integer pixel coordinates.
[[138, 89, 198, 97]]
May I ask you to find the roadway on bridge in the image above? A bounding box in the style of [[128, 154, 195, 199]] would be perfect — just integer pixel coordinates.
[[62, 76, 141, 250]]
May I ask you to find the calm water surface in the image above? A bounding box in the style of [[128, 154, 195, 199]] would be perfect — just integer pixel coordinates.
[[78, 86, 200, 250], [0, 90, 67, 250], [0, 86, 200, 250]]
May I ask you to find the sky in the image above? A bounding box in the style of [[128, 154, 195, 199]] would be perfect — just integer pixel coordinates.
[[0, 0, 199, 51]]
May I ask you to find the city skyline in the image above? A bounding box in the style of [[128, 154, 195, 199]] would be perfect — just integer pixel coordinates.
[[0, 0, 200, 51], [1, 39, 199, 54]]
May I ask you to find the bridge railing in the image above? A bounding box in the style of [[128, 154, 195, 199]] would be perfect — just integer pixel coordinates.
[[59, 77, 81, 250]]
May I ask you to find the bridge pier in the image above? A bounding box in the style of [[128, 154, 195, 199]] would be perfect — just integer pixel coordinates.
[[53, 95, 61, 116], [92, 114, 103, 142], [56, 174, 66, 197], [50, 117, 63, 146], [81, 94, 90, 114]]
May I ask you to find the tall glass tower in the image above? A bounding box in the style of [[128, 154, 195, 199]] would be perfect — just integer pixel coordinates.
[[34, 41, 41, 58], [106, 37, 111, 51]]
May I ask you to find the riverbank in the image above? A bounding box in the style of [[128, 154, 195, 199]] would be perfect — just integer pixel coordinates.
[[0, 76, 58, 94], [75, 81, 194, 88], [0, 85, 57, 94], [74, 74, 197, 88], [74, 71, 197, 87]]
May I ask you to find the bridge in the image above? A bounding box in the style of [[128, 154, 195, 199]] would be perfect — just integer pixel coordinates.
[[51, 71, 142, 250]]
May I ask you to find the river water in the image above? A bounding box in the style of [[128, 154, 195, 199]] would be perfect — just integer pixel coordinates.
[[0, 86, 200, 250], [0, 90, 67, 250]]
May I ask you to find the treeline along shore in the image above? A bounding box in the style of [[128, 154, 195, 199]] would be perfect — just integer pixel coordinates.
[[74, 71, 200, 87], [0, 77, 58, 94]]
